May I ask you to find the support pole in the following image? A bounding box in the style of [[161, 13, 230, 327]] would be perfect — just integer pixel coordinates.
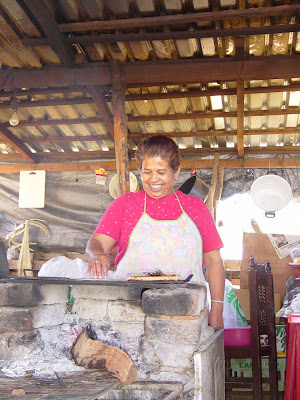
[[111, 61, 130, 196]]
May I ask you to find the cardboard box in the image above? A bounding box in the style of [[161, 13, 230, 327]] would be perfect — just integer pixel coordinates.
[[234, 288, 282, 324], [260, 325, 286, 356], [230, 357, 286, 391], [232, 289, 286, 357]]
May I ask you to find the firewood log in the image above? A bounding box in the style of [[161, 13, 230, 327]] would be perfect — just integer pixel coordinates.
[[71, 328, 137, 385]]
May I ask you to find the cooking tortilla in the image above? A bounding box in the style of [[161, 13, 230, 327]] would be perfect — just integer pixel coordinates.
[[128, 275, 181, 281]]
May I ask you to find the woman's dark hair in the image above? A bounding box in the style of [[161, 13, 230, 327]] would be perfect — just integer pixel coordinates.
[[135, 135, 180, 172]]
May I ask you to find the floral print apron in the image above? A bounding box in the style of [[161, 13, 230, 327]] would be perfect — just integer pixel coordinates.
[[113, 192, 205, 284]]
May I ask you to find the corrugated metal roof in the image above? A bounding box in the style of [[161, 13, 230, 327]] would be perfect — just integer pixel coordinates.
[[0, 0, 299, 169]]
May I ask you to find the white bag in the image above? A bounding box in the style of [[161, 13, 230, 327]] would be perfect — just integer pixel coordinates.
[[223, 279, 248, 329], [38, 256, 90, 279]]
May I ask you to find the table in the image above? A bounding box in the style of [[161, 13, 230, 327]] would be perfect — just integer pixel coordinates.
[[284, 314, 300, 400]]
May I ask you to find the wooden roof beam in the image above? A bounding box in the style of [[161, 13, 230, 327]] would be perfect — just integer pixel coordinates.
[[0, 87, 88, 98], [0, 157, 299, 175], [22, 23, 300, 46], [236, 36, 245, 158], [0, 127, 295, 145], [0, 56, 299, 89], [23, 0, 74, 65], [111, 61, 130, 196], [1, 146, 299, 164], [58, 5, 300, 32], [0, 85, 299, 110], [0, 126, 36, 163], [0, 97, 94, 109], [20, 134, 110, 143], [86, 85, 114, 139], [0, 107, 298, 129], [2, 82, 298, 101]]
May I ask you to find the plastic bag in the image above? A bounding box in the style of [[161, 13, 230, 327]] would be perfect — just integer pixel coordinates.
[[223, 279, 248, 329], [38, 256, 90, 279], [291, 293, 300, 314]]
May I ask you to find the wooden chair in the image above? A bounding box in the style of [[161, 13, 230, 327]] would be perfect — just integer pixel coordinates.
[[224, 257, 279, 400]]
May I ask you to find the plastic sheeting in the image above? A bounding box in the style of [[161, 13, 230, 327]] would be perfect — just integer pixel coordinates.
[[0, 168, 298, 253]]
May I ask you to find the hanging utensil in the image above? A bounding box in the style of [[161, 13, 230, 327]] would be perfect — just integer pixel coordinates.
[[251, 174, 292, 218]]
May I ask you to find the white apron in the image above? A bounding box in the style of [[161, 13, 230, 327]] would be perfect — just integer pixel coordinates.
[[113, 192, 206, 284]]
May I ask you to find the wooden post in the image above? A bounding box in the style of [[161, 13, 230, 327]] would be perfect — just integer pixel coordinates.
[[213, 165, 224, 221], [206, 153, 220, 219], [236, 78, 245, 158], [111, 61, 130, 196]]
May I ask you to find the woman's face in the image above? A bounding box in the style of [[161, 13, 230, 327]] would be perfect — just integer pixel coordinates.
[[141, 157, 180, 200]]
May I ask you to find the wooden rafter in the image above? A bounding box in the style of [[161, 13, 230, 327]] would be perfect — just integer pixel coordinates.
[[1, 83, 299, 105], [1, 146, 299, 165], [0, 128, 298, 146], [0, 97, 94, 109], [86, 85, 114, 139], [111, 61, 130, 196], [1, 107, 298, 129], [0, 126, 36, 163], [23, 0, 74, 65], [0, 56, 299, 90], [58, 5, 300, 32], [236, 79, 245, 158], [22, 24, 300, 46], [0, 157, 299, 175]]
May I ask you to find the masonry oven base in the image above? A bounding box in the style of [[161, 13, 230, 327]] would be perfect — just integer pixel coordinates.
[[0, 370, 186, 400]]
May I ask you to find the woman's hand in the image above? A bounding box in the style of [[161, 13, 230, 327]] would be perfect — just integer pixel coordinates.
[[208, 303, 224, 330], [85, 233, 116, 279], [87, 253, 113, 279], [203, 249, 225, 330]]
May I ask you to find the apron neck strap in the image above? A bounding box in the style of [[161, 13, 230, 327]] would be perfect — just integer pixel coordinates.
[[144, 190, 184, 213]]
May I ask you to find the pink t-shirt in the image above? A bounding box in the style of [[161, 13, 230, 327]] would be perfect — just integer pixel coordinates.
[[94, 190, 223, 265]]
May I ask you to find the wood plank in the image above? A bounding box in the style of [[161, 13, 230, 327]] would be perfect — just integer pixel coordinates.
[[0, 97, 94, 109], [2, 82, 297, 103], [22, 23, 300, 46], [23, 0, 74, 65], [0, 156, 299, 174], [206, 153, 218, 216], [21, 134, 110, 143], [0, 56, 299, 89], [1, 107, 298, 129], [1, 128, 295, 144], [236, 79, 245, 158], [240, 233, 291, 298], [0, 370, 120, 399], [111, 61, 130, 196], [0, 126, 36, 163], [86, 85, 114, 139], [58, 5, 300, 31]]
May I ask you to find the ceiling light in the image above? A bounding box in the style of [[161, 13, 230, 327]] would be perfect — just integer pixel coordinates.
[[9, 97, 19, 126]]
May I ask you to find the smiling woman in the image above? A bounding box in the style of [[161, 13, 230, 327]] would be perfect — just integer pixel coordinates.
[[85, 135, 225, 330], [140, 157, 180, 199]]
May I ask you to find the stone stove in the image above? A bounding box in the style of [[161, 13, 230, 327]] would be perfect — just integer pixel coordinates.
[[0, 278, 224, 399]]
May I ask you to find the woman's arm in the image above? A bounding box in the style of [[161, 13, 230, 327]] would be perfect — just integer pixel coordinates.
[[203, 249, 225, 330], [86, 233, 116, 278]]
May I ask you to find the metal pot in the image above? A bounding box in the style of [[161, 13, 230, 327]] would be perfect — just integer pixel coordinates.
[[178, 176, 209, 202], [250, 174, 292, 218]]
